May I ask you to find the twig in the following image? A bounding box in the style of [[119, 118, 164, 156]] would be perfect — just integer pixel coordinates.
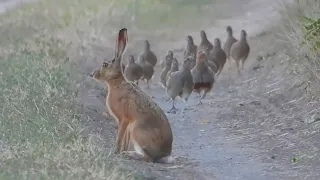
[[265, 88, 280, 94], [240, 77, 257, 84]]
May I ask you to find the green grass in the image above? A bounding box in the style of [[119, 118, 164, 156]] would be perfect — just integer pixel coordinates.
[[0, 0, 141, 179], [278, 0, 320, 93], [0, 0, 230, 179]]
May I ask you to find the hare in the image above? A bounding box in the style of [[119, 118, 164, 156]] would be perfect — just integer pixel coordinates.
[[91, 28, 174, 163], [166, 57, 194, 113], [124, 55, 143, 85], [105, 57, 126, 73], [210, 38, 227, 77], [191, 51, 215, 105], [198, 30, 213, 52], [223, 25, 238, 66], [184, 35, 197, 60], [230, 30, 250, 74], [160, 50, 174, 69], [139, 40, 158, 67]]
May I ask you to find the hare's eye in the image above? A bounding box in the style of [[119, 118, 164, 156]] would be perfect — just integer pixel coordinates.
[[102, 62, 108, 67]]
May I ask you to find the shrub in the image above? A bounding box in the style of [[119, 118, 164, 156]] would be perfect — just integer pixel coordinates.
[[278, 0, 320, 83]]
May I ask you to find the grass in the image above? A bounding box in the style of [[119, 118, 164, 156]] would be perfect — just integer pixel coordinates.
[[278, 0, 320, 96], [0, 3, 139, 179], [0, 0, 229, 179]]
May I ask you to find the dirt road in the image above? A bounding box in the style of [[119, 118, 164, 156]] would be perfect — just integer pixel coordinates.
[[2, 0, 320, 179], [22, 0, 317, 179]]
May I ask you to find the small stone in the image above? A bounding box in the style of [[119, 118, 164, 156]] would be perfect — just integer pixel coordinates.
[[305, 112, 320, 124], [311, 112, 320, 123]]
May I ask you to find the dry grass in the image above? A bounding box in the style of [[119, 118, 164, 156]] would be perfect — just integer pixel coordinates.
[[0, 1, 143, 179], [278, 0, 320, 96], [0, 0, 230, 179]]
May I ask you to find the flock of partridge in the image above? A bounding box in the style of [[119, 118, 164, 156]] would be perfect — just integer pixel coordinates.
[[91, 27, 250, 163], [123, 25, 250, 113]]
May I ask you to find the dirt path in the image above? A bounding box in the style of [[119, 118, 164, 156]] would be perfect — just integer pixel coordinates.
[[2, 0, 319, 179], [80, 0, 320, 180]]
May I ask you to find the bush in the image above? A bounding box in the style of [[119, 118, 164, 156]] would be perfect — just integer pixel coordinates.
[[279, 0, 320, 83], [300, 16, 320, 55]]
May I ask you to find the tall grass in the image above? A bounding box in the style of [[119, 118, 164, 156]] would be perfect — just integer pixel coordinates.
[[0, 0, 226, 179], [278, 0, 320, 93]]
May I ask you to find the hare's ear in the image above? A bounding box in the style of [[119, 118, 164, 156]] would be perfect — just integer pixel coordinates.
[[114, 28, 128, 60]]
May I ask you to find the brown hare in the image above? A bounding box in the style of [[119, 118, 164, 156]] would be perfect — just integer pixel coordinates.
[[92, 28, 174, 163], [230, 29, 250, 74]]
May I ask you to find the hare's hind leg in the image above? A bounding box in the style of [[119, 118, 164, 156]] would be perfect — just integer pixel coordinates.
[[130, 122, 156, 162], [131, 138, 154, 162]]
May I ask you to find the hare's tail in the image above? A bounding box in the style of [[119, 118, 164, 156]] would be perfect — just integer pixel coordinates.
[[141, 146, 175, 164], [157, 155, 175, 164]]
